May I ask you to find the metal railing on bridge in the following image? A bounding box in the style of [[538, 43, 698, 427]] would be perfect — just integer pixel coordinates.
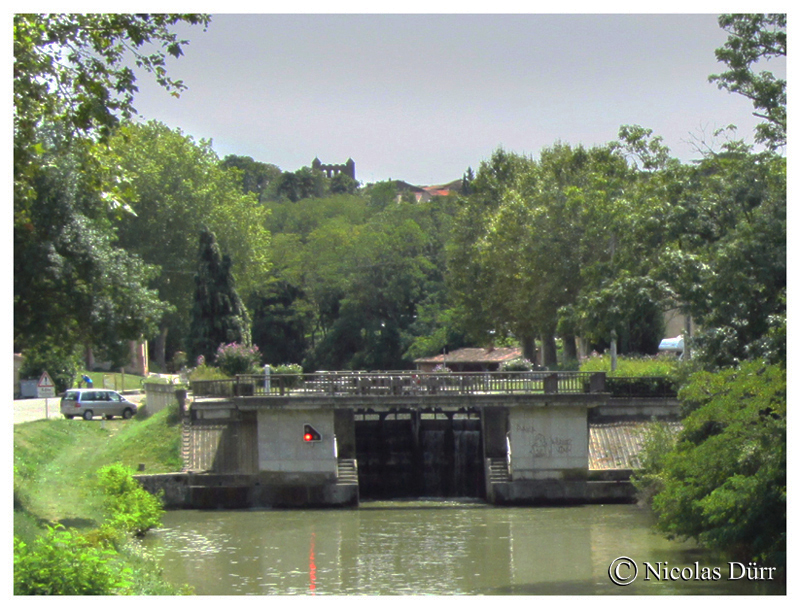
[[190, 370, 615, 399]]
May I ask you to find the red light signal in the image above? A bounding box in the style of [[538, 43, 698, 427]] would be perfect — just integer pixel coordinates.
[[303, 424, 322, 442]]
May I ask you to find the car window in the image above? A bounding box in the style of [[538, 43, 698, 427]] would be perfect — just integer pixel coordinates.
[[63, 392, 77, 401], [83, 392, 96, 401], [109, 393, 122, 402]]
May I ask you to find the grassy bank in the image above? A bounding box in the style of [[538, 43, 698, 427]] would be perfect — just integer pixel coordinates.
[[75, 371, 145, 392], [579, 353, 679, 377], [14, 407, 182, 539], [14, 407, 186, 594]]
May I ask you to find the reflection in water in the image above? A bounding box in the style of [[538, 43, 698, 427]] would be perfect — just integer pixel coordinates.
[[308, 531, 316, 595], [140, 502, 784, 595]]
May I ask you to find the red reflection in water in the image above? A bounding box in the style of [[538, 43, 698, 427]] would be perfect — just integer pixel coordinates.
[[309, 531, 317, 594]]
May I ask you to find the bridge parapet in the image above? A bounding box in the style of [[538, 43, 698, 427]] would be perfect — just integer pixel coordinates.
[[192, 371, 606, 399], [191, 371, 676, 400]]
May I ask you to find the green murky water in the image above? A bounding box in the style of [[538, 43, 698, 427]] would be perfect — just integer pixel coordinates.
[[139, 501, 784, 595]]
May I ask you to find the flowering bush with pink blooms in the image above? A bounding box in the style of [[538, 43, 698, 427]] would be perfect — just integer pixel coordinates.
[[215, 342, 261, 377]]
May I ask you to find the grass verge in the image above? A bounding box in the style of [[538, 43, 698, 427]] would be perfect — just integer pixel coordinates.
[[14, 407, 187, 594]]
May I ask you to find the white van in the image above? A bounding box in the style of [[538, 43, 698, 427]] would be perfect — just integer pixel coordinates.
[[60, 389, 137, 420], [658, 335, 684, 358]]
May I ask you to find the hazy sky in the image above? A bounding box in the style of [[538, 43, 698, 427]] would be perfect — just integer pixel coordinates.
[[130, 11, 784, 186]]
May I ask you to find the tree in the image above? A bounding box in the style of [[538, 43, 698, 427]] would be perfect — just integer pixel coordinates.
[[329, 172, 359, 195], [249, 280, 311, 366], [651, 144, 786, 368], [14, 131, 170, 360], [104, 121, 271, 368], [188, 230, 251, 365], [221, 154, 282, 202], [710, 14, 786, 150], [14, 15, 208, 366], [14, 13, 209, 209], [651, 361, 785, 571], [448, 143, 654, 366]]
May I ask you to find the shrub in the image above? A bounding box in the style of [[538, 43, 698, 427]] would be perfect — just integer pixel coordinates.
[[169, 351, 188, 373], [271, 363, 303, 388], [188, 363, 228, 381], [652, 361, 786, 570], [631, 420, 680, 505], [500, 358, 534, 372], [14, 526, 131, 595], [271, 363, 303, 375], [96, 463, 164, 537], [215, 342, 261, 376], [18, 341, 83, 393]]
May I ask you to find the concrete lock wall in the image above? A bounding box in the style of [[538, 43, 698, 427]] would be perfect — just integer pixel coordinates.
[[257, 409, 337, 475], [143, 383, 181, 414], [508, 406, 589, 479]]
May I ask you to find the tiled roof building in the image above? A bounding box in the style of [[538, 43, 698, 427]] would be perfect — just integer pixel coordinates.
[[414, 347, 523, 372]]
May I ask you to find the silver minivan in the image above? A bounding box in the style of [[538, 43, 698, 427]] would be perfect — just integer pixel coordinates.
[[61, 389, 137, 420]]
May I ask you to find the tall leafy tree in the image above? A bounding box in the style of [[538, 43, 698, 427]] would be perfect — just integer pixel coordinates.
[[13, 14, 208, 365], [448, 143, 656, 366], [710, 13, 786, 150], [654, 144, 786, 367], [14, 128, 169, 360], [14, 13, 209, 210], [188, 229, 251, 365], [103, 121, 271, 367]]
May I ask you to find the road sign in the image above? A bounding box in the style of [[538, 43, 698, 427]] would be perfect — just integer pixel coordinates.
[[37, 371, 56, 399]]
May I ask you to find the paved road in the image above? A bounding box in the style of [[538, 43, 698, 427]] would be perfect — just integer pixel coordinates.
[[13, 393, 145, 425]]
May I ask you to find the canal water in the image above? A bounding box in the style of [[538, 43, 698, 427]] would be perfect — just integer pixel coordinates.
[[140, 502, 784, 595]]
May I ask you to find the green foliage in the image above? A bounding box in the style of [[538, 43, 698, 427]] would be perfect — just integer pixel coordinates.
[[655, 149, 786, 368], [271, 363, 303, 375], [14, 132, 171, 355], [215, 342, 262, 376], [330, 172, 359, 195], [188, 229, 252, 364], [14, 525, 132, 595], [221, 154, 282, 202], [105, 121, 271, 368], [271, 363, 304, 387], [249, 280, 311, 366], [18, 341, 83, 393], [579, 353, 679, 377], [710, 14, 786, 149], [631, 421, 680, 505], [500, 358, 535, 372], [13, 13, 209, 209], [96, 463, 164, 536], [651, 361, 786, 569], [188, 363, 229, 381], [447, 143, 661, 366]]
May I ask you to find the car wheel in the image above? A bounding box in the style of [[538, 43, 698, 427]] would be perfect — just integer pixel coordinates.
[[83, 410, 93, 421], [122, 408, 134, 420]]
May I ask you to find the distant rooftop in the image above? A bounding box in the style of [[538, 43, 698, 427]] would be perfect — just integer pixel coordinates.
[[414, 347, 522, 365]]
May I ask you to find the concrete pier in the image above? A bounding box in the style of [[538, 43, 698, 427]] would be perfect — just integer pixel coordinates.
[[137, 372, 679, 508]]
